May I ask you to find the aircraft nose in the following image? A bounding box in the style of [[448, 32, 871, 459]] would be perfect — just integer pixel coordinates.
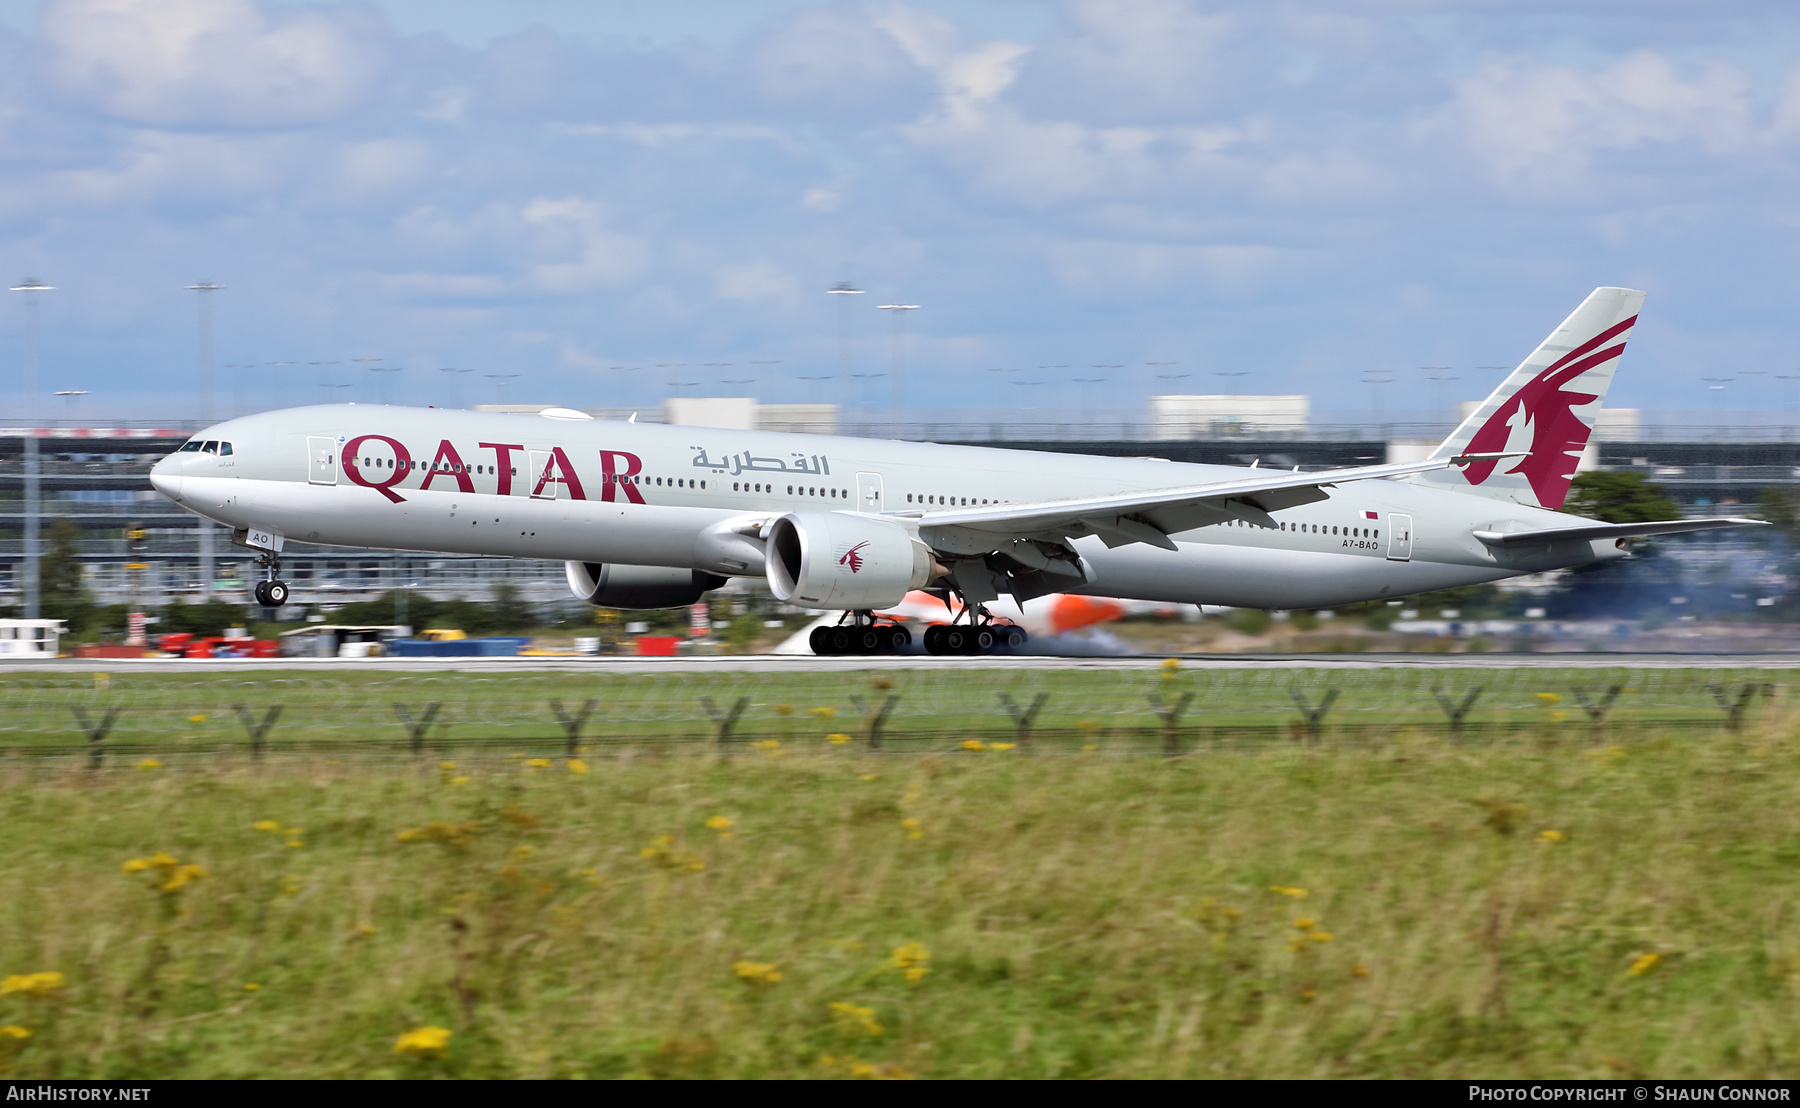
[[149, 455, 183, 502]]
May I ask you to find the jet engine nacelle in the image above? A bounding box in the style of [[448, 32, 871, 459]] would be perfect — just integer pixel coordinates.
[[764, 511, 935, 610], [564, 561, 726, 610]]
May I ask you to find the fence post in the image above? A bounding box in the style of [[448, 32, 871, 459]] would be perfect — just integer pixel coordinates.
[[1569, 686, 1623, 738], [1147, 691, 1195, 757], [71, 707, 121, 770], [232, 705, 283, 760], [1288, 688, 1339, 744], [998, 692, 1048, 753], [1431, 686, 1483, 739], [1706, 683, 1761, 732], [849, 695, 901, 751], [548, 698, 598, 757], [701, 696, 749, 750], [393, 702, 442, 755]]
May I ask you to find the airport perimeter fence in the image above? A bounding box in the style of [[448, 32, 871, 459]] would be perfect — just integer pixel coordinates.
[[0, 666, 1790, 765]]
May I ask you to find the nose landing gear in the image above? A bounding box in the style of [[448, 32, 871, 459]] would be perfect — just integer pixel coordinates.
[[252, 552, 289, 609]]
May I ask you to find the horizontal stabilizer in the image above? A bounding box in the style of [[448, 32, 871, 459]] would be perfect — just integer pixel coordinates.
[[1472, 517, 1764, 547]]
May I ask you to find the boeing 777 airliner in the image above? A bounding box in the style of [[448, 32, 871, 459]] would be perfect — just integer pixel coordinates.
[[148, 287, 1758, 654]]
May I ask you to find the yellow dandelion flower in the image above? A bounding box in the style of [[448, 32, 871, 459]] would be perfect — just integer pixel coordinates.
[[1537, 829, 1567, 844], [960, 739, 987, 752], [1287, 934, 1307, 952], [121, 851, 176, 875], [449, 776, 471, 786], [890, 942, 930, 984], [1534, 692, 1563, 704], [860, 774, 878, 781], [1299, 989, 1318, 1002], [899, 817, 923, 840], [439, 761, 457, 771], [828, 1001, 883, 1036], [1309, 931, 1334, 943], [751, 739, 784, 756], [1083, 743, 1099, 751], [136, 758, 162, 770], [808, 706, 838, 719], [1161, 657, 1181, 672], [1270, 885, 1308, 899], [992, 742, 1016, 751], [1351, 964, 1370, 978], [827, 732, 852, 745], [0, 972, 65, 999], [284, 840, 304, 849], [0, 1025, 30, 1039], [159, 864, 207, 892], [244, 982, 261, 991], [252, 820, 281, 833], [566, 759, 589, 775], [393, 1026, 452, 1058], [1551, 711, 1568, 722], [639, 835, 705, 873], [1628, 952, 1661, 976], [351, 923, 377, 938], [774, 703, 794, 716], [186, 714, 207, 723], [732, 960, 782, 986], [523, 758, 552, 769], [1293, 917, 1316, 930]]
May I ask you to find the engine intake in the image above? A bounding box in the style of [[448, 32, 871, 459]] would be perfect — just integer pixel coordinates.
[[764, 512, 935, 610], [565, 562, 726, 610]]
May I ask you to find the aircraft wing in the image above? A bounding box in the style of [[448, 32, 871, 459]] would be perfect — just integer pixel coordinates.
[[1472, 517, 1765, 547], [903, 452, 1515, 552]]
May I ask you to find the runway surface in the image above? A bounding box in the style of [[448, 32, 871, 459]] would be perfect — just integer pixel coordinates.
[[9, 652, 1800, 674]]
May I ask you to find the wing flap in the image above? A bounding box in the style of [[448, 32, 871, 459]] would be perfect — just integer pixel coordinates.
[[1472, 517, 1764, 547]]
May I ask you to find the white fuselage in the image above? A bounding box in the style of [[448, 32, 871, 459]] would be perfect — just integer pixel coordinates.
[[149, 404, 1625, 610]]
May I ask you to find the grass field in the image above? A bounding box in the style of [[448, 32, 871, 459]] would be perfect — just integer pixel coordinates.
[[3, 680, 1800, 1078]]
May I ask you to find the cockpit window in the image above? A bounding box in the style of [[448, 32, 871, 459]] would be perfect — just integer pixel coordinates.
[[202, 441, 219, 454], [218, 442, 233, 456], [179, 440, 203, 452]]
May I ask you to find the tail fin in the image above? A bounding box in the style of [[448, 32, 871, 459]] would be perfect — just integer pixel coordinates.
[[1413, 286, 1644, 510]]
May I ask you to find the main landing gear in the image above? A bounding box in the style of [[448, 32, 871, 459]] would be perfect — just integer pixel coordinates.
[[251, 552, 289, 609], [921, 618, 1027, 656], [805, 607, 1030, 656], [809, 614, 912, 655]]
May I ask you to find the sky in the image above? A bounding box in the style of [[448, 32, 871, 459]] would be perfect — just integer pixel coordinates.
[[3, 0, 1800, 423]]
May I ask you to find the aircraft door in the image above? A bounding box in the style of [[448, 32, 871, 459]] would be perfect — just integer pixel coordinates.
[[855, 472, 884, 514], [307, 437, 338, 485], [1387, 513, 1413, 561], [528, 450, 558, 499]]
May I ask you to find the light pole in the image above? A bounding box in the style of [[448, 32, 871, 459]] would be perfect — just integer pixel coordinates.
[[11, 279, 51, 619], [798, 375, 832, 405], [11, 279, 52, 422], [828, 281, 862, 409], [878, 302, 919, 420], [367, 366, 402, 405], [185, 282, 223, 421], [486, 373, 520, 407], [438, 367, 472, 408], [54, 389, 88, 419], [1702, 377, 1731, 435], [1423, 368, 1457, 429], [1738, 369, 1766, 434], [1362, 374, 1395, 436]]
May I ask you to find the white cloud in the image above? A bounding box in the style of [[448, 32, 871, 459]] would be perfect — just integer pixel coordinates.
[[520, 196, 649, 293], [44, 0, 388, 129], [1429, 51, 1761, 197]]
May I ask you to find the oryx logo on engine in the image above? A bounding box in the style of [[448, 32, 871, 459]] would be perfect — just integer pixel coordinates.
[[838, 541, 871, 573]]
